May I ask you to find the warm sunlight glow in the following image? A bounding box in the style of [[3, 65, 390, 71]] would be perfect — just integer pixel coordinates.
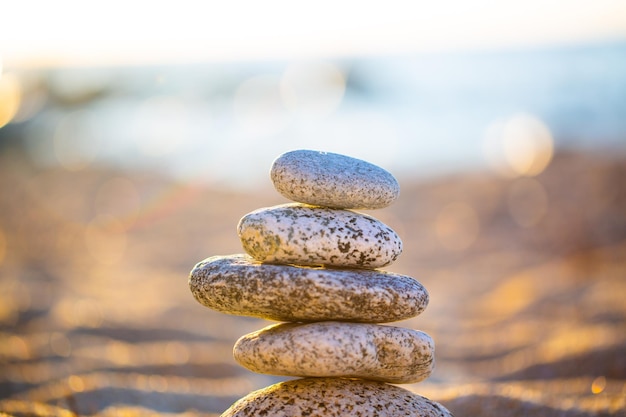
[[10, 78, 46, 124], [591, 376, 607, 394], [503, 115, 554, 176], [0, 73, 21, 128], [479, 274, 537, 318]]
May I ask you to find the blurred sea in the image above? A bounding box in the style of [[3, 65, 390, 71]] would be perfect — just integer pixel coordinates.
[[3, 39, 626, 188]]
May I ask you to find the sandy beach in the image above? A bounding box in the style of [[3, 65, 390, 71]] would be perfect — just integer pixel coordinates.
[[0, 148, 624, 416]]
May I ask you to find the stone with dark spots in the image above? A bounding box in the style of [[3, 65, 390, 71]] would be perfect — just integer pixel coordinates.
[[237, 203, 402, 269], [221, 377, 453, 416], [233, 322, 435, 384], [188, 254, 428, 323], [271, 149, 400, 209]]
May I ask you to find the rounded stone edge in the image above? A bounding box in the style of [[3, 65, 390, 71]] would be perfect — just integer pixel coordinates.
[[233, 322, 435, 384], [270, 149, 400, 210], [188, 254, 429, 323], [221, 377, 453, 417], [236, 203, 403, 269]]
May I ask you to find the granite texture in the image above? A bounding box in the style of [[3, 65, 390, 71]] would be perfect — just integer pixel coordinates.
[[270, 149, 400, 209], [237, 203, 403, 269], [188, 254, 428, 323], [221, 377, 453, 417], [233, 322, 435, 384]]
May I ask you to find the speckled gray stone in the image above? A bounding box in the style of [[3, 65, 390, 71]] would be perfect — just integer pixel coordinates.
[[237, 203, 402, 269], [221, 377, 453, 417], [189, 254, 428, 323], [234, 322, 434, 384], [271, 150, 400, 209]]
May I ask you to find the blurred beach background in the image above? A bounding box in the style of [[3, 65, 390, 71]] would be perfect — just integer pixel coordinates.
[[1, 1, 625, 416]]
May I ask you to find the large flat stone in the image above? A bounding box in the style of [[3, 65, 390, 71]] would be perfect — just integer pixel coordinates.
[[271, 149, 400, 209], [189, 254, 428, 323], [237, 203, 402, 269], [222, 377, 452, 416], [234, 322, 434, 384]]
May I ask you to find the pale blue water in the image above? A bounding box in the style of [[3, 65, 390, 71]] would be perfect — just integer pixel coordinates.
[[14, 40, 626, 189]]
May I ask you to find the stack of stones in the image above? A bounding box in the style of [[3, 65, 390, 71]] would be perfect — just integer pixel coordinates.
[[189, 150, 452, 416]]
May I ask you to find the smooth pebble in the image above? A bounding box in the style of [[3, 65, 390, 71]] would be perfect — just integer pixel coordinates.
[[237, 203, 402, 269], [221, 377, 453, 417], [189, 254, 428, 323], [234, 321, 434, 384], [271, 149, 400, 209]]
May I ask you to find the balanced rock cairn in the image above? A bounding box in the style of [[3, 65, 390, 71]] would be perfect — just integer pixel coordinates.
[[189, 150, 453, 416]]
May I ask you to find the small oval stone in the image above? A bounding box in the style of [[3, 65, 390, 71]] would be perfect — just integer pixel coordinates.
[[271, 150, 400, 209], [237, 203, 403, 269], [222, 377, 453, 417], [234, 322, 434, 384], [189, 254, 428, 323]]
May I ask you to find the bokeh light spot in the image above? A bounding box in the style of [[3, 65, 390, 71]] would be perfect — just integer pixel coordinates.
[[507, 177, 549, 228], [434, 202, 480, 251], [148, 374, 168, 392], [53, 110, 101, 171], [591, 376, 607, 394], [68, 375, 85, 392], [483, 113, 554, 177], [107, 342, 131, 365], [0, 72, 22, 128], [49, 332, 72, 357], [84, 214, 127, 265], [280, 61, 345, 120], [7, 335, 30, 360]]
